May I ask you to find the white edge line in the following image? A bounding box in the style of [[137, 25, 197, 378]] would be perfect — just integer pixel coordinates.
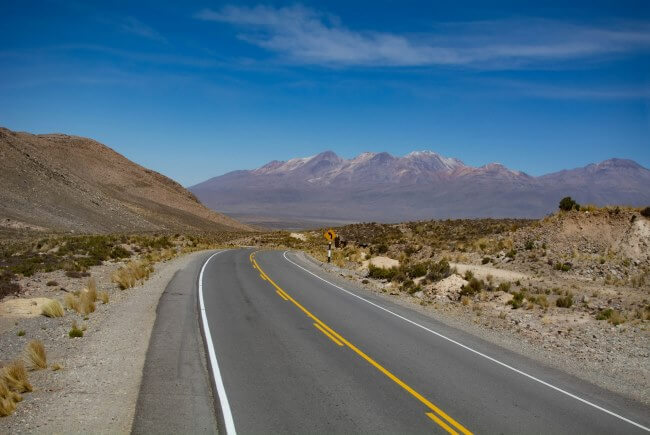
[[282, 250, 650, 433], [199, 251, 237, 435]]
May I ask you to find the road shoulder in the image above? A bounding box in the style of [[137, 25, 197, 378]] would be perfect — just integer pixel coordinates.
[[131, 251, 218, 434]]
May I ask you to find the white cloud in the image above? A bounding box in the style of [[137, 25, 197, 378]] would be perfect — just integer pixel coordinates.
[[195, 5, 650, 67], [120, 16, 166, 43]]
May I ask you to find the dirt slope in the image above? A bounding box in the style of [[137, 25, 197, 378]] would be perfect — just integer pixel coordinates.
[[0, 127, 251, 233]]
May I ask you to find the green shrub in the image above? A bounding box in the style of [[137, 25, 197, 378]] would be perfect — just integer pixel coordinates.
[[556, 293, 573, 308], [367, 265, 397, 281], [68, 322, 83, 338], [497, 282, 511, 292], [596, 308, 613, 320], [464, 270, 474, 281], [460, 278, 484, 297], [554, 262, 572, 272], [506, 249, 516, 259], [426, 260, 451, 282], [524, 240, 535, 250], [374, 244, 388, 254], [482, 257, 491, 265], [508, 291, 525, 309], [400, 279, 415, 293], [0, 271, 21, 298], [641, 207, 650, 218], [559, 196, 580, 211], [405, 262, 428, 278], [532, 294, 549, 308]]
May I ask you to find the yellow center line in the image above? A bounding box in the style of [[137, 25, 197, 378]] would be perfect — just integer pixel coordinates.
[[427, 413, 459, 435], [276, 290, 289, 300], [251, 251, 472, 435], [313, 322, 344, 346]]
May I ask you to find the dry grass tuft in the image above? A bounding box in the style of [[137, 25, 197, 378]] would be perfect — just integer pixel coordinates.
[[0, 378, 22, 417], [24, 340, 47, 370], [98, 291, 109, 304], [1, 361, 32, 393], [51, 363, 63, 371], [64, 293, 79, 311], [112, 260, 153, 290], [84, 278, 97, 302], [65, 291, 95, 315], [41, 298, 64, 318], [78, 291, 95, 315], [0, 394, 17, 417]]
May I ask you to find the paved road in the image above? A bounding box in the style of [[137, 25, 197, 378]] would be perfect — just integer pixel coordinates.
[[200, 249, 650, 434]]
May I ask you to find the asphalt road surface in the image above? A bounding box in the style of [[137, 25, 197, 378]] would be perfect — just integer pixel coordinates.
[[199, 249, 650, 434]]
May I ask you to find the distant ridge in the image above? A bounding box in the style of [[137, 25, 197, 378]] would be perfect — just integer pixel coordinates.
[[0, 127, 251, 233], [190, 150, 650, 225]]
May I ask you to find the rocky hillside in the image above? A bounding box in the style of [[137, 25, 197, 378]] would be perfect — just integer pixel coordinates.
[[191, 151, 650, 225], [0, 127, 251, 233]]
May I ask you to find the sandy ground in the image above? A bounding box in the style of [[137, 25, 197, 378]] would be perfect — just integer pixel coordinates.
[[0, 251, 206, 433], [450, 262, 529, 281], [361, 256, 400, 269], [289, 232, 307, 241]]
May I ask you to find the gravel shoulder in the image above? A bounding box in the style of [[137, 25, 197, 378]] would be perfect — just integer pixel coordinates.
[[0, 251, 208, 433]]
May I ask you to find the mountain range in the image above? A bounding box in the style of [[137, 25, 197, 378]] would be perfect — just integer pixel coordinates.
[[0, 127, 250, 233], [190, 150, 650, 226]]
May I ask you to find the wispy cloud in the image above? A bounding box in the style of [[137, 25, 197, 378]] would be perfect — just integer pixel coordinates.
[[120, 16, 166, 43], [491, 79, 650, 100], [195, 5, 650, 68]]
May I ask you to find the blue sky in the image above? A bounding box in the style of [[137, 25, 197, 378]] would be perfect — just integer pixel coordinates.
[[1, 0, 649, 186]]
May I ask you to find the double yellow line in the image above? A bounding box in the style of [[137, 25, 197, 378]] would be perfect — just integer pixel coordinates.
[[249, 251, 472, 435]]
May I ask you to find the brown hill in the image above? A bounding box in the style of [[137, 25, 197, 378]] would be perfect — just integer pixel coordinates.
[[0, 127, 251, 233]]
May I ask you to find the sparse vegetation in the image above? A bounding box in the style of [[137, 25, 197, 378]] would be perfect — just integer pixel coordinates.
[[640, 206, 650, 218], [41, 299, 65, 318], [1, 361, 32, 393], [112, 260, 153, 289], [556, 293, 573, 308], [508, 291, 525, 309], [367, 265, 398, 280], [0, 377, 23, 417], [24, 340, 47, 370], [68, 321, 84, 338], [46, 280, 58, 286], [497, 282, 511, 292], [554, 262, 572, 272], [426, 260, 451, 282], [98, 291, 109, 304], [16, 330, 25, 337], [596, 308, 626, 325], [460, 278, 484, 297], [0, 270, 21, 299], [596, 308, 614, 320]]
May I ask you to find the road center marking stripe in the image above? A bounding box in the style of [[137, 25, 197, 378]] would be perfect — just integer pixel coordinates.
[[282, 250, 650, 433], [276, 290, 289, 300], [314, 322, 344, 346], [427, 413, 458, 435], [252, 252, 471, 435]]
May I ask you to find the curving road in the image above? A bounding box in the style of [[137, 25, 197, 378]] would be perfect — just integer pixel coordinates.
[[198, 249, 649, 434]]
